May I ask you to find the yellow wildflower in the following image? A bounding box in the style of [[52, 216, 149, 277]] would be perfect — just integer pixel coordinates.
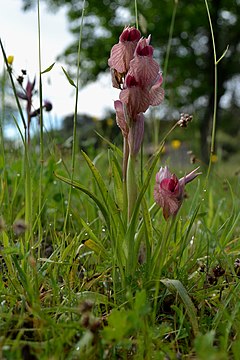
[[7, 55, 14, 65], [171, 139, 181, 150], [211, 154, 218, 163]]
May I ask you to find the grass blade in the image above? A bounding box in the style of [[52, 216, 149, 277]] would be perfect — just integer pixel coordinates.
[[161, 278, 199, 337]]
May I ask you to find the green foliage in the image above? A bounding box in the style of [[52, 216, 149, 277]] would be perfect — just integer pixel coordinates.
[[0, 129, 240, 358]]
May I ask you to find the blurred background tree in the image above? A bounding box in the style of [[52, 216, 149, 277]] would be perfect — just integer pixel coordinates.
[[21, 0, 240, 161]]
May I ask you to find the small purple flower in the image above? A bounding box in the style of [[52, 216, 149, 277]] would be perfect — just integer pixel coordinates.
[[17, 77, 36, 116], [154, 166, 201, 220], [43, 100, 53, 112]]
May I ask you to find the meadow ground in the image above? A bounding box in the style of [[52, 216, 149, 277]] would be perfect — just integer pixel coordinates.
[[0, 133, 240, 359]]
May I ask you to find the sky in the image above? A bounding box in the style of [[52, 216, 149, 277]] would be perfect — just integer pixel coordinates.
[[0, 0, 118, 135]]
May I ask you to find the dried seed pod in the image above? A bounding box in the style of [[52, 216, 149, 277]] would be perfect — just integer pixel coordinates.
[[207, 274, 217, 285], [234, 258, 240, 276], [177, 113, 193, 128], [212, 265, 225, 277], [79, 299, 94, 313]]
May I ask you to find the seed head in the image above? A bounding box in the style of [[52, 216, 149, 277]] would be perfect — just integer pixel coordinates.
[[177, 113, 193, 128]]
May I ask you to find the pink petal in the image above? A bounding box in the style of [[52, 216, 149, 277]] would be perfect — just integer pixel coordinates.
[[160, 177, 178, 193], [129, 56, 160, 88], [110, 68, 123, 89], [120, 86, 150, 119], [134, 36, 151, 56], [149, 75, 165, 106], [179, 167, 201, 186], [114, 100, 128, 137], [108, 42, 139, 74], [162, 196, 180, 220], [128, 113, 144, 155], [156, 166, 171, 183], [154, 184, 180, 219], [120, 26, 141, 42]]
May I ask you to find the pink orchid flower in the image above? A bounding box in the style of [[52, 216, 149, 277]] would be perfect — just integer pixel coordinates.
[[130, 36, 160, 88], [108, 26, 141, 83], [120, 72, 164, 120], [109, 26, 164, 156], [119, 36, 164, 121], [154, 166, 201, 220], [119, 74, 151, 120], [114, 100, 129, 138], [114, 99, 144, 155]]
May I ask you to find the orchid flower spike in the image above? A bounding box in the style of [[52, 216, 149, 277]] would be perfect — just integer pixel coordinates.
[[108, 26, 164, 157], [154, 166, 201, 220]]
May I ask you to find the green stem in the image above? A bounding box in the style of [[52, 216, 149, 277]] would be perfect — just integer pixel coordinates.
[[205, 0, 217, 181], [122, 137, 129, 224], [134, 0, 138, 30], [127, 153, 137, 222], [37, 0, 44, 249], [122, 136, 129, 184], [24, 140, 32, 250], [63, 0, 86, 233], [163, 0, 178, 82], [0, 67, 6, 167]]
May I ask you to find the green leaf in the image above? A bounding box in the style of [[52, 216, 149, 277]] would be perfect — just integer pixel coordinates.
[[194, 331, 218, 360], [129, 144, 163, 228], [111, 155, 123, 210], [81, 151, 124, 235], [125, 144, 163, 274], [61, 66, 76, 87], [81, 218, 107, 258], [54, 172, 110, 228], [84, 239, 106, 258], [41, 62, 55, 74], [141, 196, 153, 248], [83, 268, 112, 290], [95, 131, 123, 157], [161, 278, 199, 337]]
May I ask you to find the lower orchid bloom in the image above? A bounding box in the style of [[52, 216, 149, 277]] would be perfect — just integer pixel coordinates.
[[154, 166, 201, 220]]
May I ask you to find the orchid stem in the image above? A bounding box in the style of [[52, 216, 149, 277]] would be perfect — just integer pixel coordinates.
[[123, 137, 129, 224], [127, 153, 137, 222], [134, 0, 138, 30]]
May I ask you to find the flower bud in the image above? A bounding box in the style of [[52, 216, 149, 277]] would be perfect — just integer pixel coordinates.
[[154, 166, 201, 220]]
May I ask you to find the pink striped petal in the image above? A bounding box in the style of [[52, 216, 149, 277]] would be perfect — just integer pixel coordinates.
[[129, 56, 160, 88], [120, 86, 150, 119], [114, 100, 128, 137], [149, 76, 165, 106], [128, 113, 144, 155]]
